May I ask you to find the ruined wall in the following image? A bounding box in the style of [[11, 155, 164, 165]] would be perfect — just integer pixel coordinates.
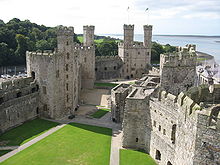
[[95, 56, 123, 80], [0, 77, 39, 134]]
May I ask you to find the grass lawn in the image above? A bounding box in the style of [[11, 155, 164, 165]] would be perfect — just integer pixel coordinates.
[[95, 82, 118, 88], [91, 108, 111, 118], [120, 149, 157, 165], [1, 123, 112, 165], [0, 150, 10, 157], [0, 118, 58, 146]]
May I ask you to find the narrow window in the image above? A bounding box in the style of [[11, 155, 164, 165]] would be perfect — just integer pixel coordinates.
[[56, 70, 59, 78], [104, 67, 107, 70], [66, 64, 69, 71], [66, 83, 69, 91], [67, 53, 70, 59], [138, 52, 140, 55], [31, 87, 36, 93], [155, 150, 161, 160], [163, 129, 166, 135], [159, 125, 161, 131], [95, 68, 97, 71], [209, 107, 220, 128], [153, 121, 156, 127], [66, 75, 69, 79], [66, 41, 69, 45], [171, 124, 177, 144], [114, 66, 117, 70], [43, 104, 47, 111], [36, 107, 39, 114], [67, 94, 69, 103], [31, 71, 35, 80], [43, 86, 47, 94], [84, 57, 87, 62], [136, 138, 138, 142]]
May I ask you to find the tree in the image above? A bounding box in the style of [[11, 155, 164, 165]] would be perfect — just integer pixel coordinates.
[[36, 40, 50, 51], [151, 42, 165, 63]]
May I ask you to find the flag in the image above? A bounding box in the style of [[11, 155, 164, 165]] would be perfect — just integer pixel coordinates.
[[127, 6, 130, 11], [145, 8, 149, 11]]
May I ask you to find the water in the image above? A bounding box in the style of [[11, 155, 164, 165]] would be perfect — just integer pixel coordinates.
[[103, 34, 220, 64]]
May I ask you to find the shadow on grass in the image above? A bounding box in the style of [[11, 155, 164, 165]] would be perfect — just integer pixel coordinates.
[[69, 123, 112, 136], [91, 109, 109, 118], [0, 118, 58, 146]]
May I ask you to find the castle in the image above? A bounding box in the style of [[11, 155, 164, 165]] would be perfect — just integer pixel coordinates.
[[0, 23, 219, 165], [111, 45, 220, 165]]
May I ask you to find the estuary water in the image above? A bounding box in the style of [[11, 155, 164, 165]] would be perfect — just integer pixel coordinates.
[[104, 34, 220, 64]]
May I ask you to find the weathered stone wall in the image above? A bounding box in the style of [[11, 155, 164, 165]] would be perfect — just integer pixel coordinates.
[[160, 45, 197, 96], [95, 56, 123, 80], [111, 83, 130, 122], [0, 77, 39, 134]]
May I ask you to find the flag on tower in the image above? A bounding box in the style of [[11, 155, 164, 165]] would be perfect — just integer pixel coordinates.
[[145, 8, 149, 11], [127, 6, 130, 11]]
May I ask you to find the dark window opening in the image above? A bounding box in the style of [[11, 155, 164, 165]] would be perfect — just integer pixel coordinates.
[[114, 66, 117, 70], [32, 87, 36, 93], [36, 107, 39, 114], [16, 92, 22, 98], [66, 41, 69, 45], [67, 53, 70, 59], [159, 125, 161, 131], [31, 71, 35, 80], [126, 76, 130, 79], [66, 83, 69, 91], [136, 138, 138, 142], [84, 57, 87, 62], [171, 124, 177, 144], [17, 113, 19, 118], [66, 64, 69, 71], [131, 74, 133, 78], [163, 129, 166, 135], [66, 75, 69, 79], [0, 97, 4, 105], [167, 161, 173, 165], [95, 68, 97, 71], [138, 52, 140, 55], [104, 67, 107, 70], [155, 150, 161, 160]]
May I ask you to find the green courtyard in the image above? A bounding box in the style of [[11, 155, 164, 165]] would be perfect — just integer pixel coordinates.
[[1, 123, 112, 165], [120, 149, 157, 165]]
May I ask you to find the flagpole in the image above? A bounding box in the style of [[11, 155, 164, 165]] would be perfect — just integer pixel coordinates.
[[127, 7, 130, 24], [145, 8, 149, 25]]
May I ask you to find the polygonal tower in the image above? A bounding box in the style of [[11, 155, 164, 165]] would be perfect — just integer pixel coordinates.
[[123, 24, 134, 47]]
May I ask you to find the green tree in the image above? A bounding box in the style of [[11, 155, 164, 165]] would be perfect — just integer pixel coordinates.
[[36, 40, 50, 51]]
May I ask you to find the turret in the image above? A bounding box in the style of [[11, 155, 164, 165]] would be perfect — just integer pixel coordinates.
[[143, 25, 152, 48], [124, 24, 134, 46], [83, 25, 95, 47], [57, 26, 74, 52]]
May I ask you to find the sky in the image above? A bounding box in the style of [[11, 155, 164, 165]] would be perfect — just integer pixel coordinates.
[[0, 0, 219, 35]]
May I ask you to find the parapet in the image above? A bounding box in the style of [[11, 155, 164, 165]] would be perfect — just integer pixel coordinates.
[[83, 25, 95, 31], [0, 77, 34, 91], [124, 24, 134, 30], [143, 25, 153, 30], [57, 26, 74, 36], [95, 55, 122, 62]]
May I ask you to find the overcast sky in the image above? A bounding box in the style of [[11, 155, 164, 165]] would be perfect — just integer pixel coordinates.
[[0, 0, 219, 35]]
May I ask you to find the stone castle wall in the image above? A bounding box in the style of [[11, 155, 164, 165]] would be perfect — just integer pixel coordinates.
[[95, 56, 123, 80], [0, 77, 39, 134]]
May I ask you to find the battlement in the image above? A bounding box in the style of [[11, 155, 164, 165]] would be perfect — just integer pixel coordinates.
[[143, 25, 153, 30], [160, 44, 197, 67], [57, 26, 74, 36], [0, 77, 34, 91], [118, 41, 146, 48], [27, 51, 55, 56], [83, 25, 95, 31], [124, 24, 134, 30], [75, 45, 94, 50]]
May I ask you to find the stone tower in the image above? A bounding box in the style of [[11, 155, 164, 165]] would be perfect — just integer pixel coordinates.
[[57, 26, 75, 52], [80, 25, 95, 89], [118, 24, 152, 79], [160, 45, 197, 95]]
